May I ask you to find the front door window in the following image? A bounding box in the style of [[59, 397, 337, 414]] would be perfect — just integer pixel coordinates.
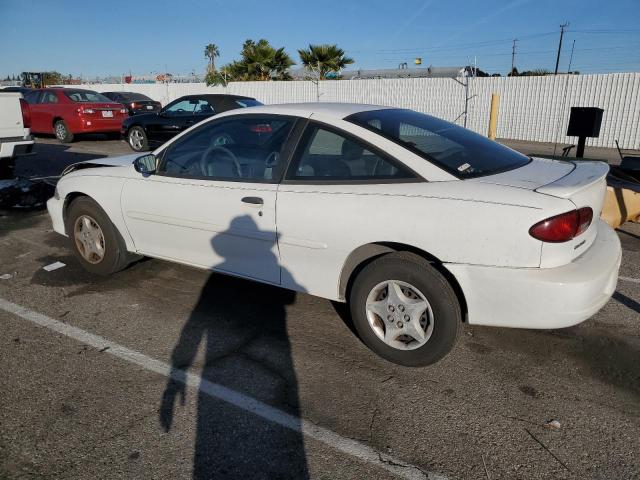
[[159, 116, 295, 181]]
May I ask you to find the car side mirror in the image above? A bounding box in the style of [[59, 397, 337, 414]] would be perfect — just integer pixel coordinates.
[[134, 153, 157, 175]]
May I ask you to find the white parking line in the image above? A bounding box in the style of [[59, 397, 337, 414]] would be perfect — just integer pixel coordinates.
[[619, 276, 640, 284], [0, 297, 441, 480]]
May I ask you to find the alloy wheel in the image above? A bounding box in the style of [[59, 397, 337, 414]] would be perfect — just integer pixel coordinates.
[[55, 123, 67, 140], [73, 214, 106, 264], [129, 129, 144, 150], [365, 280, 434, 350]]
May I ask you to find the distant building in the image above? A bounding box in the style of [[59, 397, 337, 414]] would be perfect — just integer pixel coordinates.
[[289, 65, 470, 80]]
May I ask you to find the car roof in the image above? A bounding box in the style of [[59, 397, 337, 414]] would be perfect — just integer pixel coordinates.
[[102, 91, 150, 96], [46, 87, 97, 93], [177, 94, 256, 101], [231, 102, 393, 119]]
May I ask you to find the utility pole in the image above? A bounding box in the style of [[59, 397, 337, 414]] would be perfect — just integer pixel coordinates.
[[554, 22, 569, 75], [511, 39, 517, 75]]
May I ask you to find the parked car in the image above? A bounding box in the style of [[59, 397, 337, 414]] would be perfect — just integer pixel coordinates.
[[121, 94, 262, 152], [0, 91, 34, 177], [24, 88, 128, 143], [101, 91, 162, 116], [47, 103, 621, 366]]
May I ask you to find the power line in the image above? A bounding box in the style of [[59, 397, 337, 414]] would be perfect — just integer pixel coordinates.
[[568, 28, 640, 34], [511, 39, 518, 75], [350, 31, 559, 54]]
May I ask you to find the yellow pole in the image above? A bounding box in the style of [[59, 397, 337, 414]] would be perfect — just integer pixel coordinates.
[[488, 93, 500, 140]]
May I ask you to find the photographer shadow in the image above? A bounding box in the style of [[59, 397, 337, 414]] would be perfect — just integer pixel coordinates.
[[160, 215, 309, 479]]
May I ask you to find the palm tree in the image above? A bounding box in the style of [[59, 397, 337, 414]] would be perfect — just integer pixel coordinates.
[[298, 44, 354, 80], [204, 43, 220, 72], [206, 39, 295, 85], [242, 39, 294, 81]]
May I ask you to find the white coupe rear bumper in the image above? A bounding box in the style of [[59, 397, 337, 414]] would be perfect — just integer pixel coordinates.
[[446, 220, 621, 329]]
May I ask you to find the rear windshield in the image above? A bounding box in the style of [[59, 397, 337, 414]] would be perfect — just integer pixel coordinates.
[[119, 92, 153, 102], [235, 98, 263, 108], [346, 109, 530, 178], [64, 90, 112, 103]]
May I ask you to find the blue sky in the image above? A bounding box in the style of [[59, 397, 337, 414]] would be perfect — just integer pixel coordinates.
[[0, 0, 638, 78]]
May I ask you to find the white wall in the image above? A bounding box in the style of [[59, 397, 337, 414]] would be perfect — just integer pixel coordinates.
[[80, 73, 640, 149]]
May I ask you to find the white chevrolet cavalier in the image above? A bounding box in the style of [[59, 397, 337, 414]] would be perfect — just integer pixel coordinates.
[[47, 103, 621, 366]]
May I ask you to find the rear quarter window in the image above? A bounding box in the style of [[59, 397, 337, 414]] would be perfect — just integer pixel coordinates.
[[235, 99, 263, 108], [347, 109, 530, 178]]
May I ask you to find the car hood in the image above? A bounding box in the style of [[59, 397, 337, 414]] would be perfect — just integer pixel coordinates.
[[61, 153, 139, 175]]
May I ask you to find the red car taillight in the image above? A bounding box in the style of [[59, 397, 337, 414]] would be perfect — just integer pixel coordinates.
[[529, 207, 593, 243], [19, 98, 31, 129]]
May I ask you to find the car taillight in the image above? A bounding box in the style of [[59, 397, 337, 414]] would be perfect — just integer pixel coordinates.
[[130, 102, 138, 109], [19, 98, 31, 129], [529, 207, 593, 243]]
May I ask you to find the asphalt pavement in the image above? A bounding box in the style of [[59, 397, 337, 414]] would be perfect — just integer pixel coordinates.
[[0, 136, 638, 479]]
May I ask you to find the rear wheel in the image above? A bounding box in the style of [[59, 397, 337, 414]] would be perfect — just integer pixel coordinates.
[[65, 196, 132, 275], [54, 120, 74, 143], [349, 252, 461, 366], [127, 126, 148, 152]]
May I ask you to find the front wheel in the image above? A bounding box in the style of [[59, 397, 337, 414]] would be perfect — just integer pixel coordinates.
[[54, 120, 74, 143], [65, 196, 133, 275], [127, 126, 148, 152], [349, 252, 462, 367]]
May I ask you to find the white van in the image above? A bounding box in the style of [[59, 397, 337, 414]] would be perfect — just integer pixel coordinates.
[[0, 91, 34, 176]]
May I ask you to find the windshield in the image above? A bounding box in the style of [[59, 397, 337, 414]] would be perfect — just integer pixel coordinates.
[[235, 98, 263, 108], [346, 109, 530, 178], [64, 90, 113, 103]]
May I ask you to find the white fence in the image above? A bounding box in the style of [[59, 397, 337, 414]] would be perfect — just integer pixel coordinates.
[[76, 73, 640, 149]]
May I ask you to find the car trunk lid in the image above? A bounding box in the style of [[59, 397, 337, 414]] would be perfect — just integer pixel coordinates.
[[536, 160, 609, 267], [472, 157, 610, 268], [471, 157, 608, 212], [130, 100, 161, 113], [471, 157, 575, 190], [78, 102, 127, 118], [535, 160, 609, 202]]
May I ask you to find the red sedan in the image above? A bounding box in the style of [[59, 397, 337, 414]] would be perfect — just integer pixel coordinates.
[[24, 88, 128, 143]]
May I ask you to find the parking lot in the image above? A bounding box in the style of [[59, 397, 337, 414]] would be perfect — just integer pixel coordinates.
[[1, 137, 639, 479]]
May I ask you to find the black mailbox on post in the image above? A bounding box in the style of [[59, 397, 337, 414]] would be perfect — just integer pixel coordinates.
[[566, 107, 604, 158]]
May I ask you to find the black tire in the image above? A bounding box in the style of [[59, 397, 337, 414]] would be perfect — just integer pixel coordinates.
[[127, 126, 149, 152], [349, 252, 461, 367], [54, 120, 74, 143], [65, 196, 132, 275]]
